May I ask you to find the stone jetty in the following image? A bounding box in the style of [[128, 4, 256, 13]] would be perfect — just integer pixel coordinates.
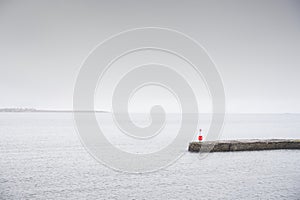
[[188, 139, 300, 153]]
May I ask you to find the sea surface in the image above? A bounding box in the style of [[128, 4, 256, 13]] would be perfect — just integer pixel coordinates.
[[0, 113, 299, 199]]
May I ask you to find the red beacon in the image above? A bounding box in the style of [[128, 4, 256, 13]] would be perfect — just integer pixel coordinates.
[[198, 129, 203, 142]]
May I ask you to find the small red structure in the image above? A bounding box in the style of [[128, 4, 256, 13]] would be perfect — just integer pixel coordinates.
[[198, 135, 203, 141], [198, 129, 203, 141]]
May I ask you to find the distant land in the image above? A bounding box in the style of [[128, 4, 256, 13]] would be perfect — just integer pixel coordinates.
[[0, 108, 109, 113]]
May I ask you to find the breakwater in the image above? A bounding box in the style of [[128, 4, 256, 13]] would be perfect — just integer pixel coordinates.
[[188, 139, 300, 153]]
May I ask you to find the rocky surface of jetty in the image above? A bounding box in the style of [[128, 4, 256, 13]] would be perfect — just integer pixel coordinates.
[[188, 139, 300, 153]]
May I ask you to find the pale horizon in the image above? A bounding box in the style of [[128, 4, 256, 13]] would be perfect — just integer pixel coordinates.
[[1, 0, 300, 113]]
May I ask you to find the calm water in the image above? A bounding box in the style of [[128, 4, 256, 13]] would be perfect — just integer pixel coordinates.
[[0, 113, 299, 199]]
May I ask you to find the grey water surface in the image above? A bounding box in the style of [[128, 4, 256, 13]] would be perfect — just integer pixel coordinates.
[[0, 113, 299, 199]]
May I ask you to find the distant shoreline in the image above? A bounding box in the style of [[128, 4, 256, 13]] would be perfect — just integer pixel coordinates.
[[0, 109, 299, 114], [0, 108, 109, 113]]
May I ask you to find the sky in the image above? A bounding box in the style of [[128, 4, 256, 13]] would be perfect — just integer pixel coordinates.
[[0, 0, 299, 113]]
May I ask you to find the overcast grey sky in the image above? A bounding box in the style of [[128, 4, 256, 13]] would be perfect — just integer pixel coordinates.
[[0, 0, 299, 113]]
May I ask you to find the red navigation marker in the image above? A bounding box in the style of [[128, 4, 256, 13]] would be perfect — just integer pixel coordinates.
[[198, 135, 203, 141], [198, 129, 203, 141]]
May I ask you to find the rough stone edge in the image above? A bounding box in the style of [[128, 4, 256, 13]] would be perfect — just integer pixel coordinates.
[[188, 139, 300, 153]]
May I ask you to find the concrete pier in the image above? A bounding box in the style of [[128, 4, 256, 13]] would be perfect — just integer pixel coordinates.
[[188, 139, 300, 153]]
